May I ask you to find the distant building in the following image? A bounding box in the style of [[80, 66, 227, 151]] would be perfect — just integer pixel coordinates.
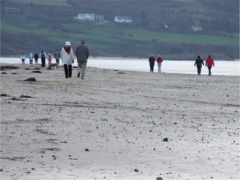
[[4, 7, 20, 13], [74, 13, 104, 21], [114, 16, 133, 23], [191, 25, 203, 31]]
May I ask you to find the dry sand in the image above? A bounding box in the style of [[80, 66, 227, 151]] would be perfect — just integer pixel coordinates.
[[0, 63, 239, 180]]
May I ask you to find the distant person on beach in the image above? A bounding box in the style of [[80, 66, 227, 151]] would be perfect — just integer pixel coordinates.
[[40, 50, 46, 68], [75, 40, 89, 79], [61, 41, 75, 79], [149, 55, 155, 72], [156, 55, 163, 73], [29, 52, 34, 64], [54, 49, 61, 66], [47, 53, 52, 68], [21, 53, 25, 64], [205, 55, 215, 76], [34, 52, 39, 64], [194, 55, 204, 75]]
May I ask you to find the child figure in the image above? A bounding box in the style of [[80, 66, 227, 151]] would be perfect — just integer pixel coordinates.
[[21, 53, 25, 64], [29, 52, 34, 64], [47, 53, 52, 68]]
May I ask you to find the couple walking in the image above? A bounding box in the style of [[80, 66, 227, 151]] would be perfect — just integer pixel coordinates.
[[61, 40, 89, 79], [194, 55, 215, 76], [149, 55, 163, 73]]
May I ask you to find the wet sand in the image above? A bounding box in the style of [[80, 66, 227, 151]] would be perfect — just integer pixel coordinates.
[[0, 63, 239, 179]]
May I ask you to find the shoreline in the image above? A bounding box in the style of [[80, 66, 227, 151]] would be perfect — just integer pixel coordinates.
[[0, 61, 239, 77], [0, 63, 239, 179]]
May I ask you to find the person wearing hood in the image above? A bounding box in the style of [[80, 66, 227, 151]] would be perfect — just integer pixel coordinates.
[[148, 55, 155, 72], [61, 41, 75, 79], [205, 55, 215, 76], [194, 55, 204, 75]]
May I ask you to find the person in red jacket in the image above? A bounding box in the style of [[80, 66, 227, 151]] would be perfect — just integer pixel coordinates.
[[205, 55, 215, 76], [156, 55, 163, 73]]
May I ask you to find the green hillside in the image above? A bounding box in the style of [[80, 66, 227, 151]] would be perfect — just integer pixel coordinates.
[[1, 0, 239, 59]]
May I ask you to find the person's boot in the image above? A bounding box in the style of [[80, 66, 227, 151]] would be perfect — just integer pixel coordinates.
[[77, 72, 80, 78]]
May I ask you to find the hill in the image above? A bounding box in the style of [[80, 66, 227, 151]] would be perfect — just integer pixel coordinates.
[[0, 0, 239, 59]]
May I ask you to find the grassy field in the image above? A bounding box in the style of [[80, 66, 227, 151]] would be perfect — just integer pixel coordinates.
[[63, 23, 239, 47], [2, 19, 238, 48]]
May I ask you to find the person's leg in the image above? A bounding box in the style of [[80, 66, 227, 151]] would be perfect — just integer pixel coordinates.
[[81, 62, 87, 79], [159, 64, 161, 73], [69, 65, 72, 78], [77, 62, 82, 78], [64, 64, 68, 78], [197, 66, 200, 75], [208, 66, 212, 76], [41, 58, 44, 67], [150, 64, 153, 72]]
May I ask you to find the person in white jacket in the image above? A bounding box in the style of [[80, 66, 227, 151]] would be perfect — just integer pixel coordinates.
[[61, 41, 75, 78]]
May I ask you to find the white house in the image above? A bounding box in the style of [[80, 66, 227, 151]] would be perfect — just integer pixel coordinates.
[[74, 13, 104, 21], [114, 16, 133, 23], [191, 25, 203, 31]]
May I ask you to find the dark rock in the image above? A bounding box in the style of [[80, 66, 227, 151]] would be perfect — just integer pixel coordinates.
[[163, 138, 168, 142], [0, 94, 8, 97], [156, 177, 163, 180], [0, 66, 19, 70], [134, 169, 139, 172], [20, 95, 33, 98], [32, 71, 42, 73], [2, 72, 7, 74], [24, 78, 36, 81], [85, 148, 90, 152], [117, 71, 126, 74], [11, 73, 17, 74]]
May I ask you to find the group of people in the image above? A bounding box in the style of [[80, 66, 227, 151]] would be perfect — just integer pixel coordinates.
[[194, 55, 215, 76], [20, 40, 89, 79], [148, 55, 164, 73], [148, 54, 215, 76], [20, 50, 61, 68]]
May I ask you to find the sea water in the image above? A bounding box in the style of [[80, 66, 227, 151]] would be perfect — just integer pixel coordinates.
[[0, 57, 239, 76]]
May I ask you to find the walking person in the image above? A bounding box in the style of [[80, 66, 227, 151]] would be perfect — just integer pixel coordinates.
[[21, 53, 25, 64], [47, 53, 52, 68], [75, 40, 89, 79], [194, 55, 204, 75], [40, 50, 46, 68], [61, 41, 75, 79], [205, 55, 215, 76], [149, 55, 155, 72], [29, 52, 34, 64], [54, 49, 61, 66], [156, 55, 163, 73], [34, 52, 39, 64]]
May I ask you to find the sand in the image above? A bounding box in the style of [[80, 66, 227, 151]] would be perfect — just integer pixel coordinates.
[[0, 63, 239, 180]]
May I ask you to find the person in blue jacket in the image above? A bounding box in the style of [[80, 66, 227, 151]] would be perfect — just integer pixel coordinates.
[[40, 50, 46, 68]]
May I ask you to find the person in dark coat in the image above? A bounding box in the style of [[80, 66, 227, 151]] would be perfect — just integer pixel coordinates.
[[194, 55, 204, 75], [75, 40, 89, 79], [149, 55, 155, 72], [34, 52, 39, 64]]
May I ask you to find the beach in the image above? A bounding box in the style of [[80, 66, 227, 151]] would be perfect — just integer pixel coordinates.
[[0, 63, 239, 180]]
